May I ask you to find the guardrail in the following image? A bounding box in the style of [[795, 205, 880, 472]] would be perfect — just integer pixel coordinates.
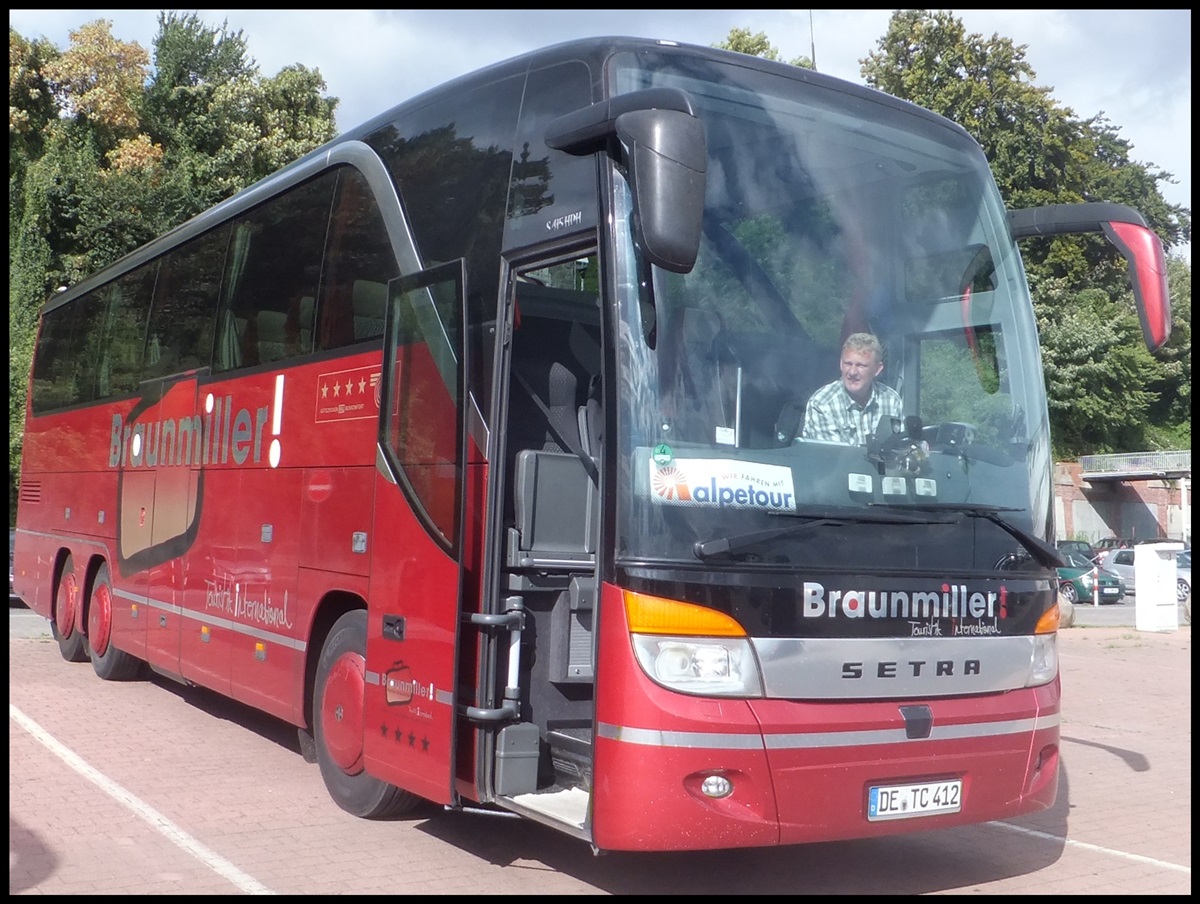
[[1080, 450, 1191, 479]]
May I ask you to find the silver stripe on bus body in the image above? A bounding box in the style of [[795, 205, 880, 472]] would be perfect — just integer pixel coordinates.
[[597, 713, 1058, 752], [764, 713, 1059, 750], [112, 587, 307, 651], [596, 724, 766, 749], [21, 528, 111, 550], [752, 635, 1043, 698]]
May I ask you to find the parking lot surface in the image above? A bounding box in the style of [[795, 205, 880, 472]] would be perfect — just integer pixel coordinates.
[[9, 607, 1191, 895]]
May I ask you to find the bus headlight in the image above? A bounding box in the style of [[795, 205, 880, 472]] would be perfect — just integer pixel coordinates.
[[1027, 633, 1059, 685], [631, 634, 763, 696]]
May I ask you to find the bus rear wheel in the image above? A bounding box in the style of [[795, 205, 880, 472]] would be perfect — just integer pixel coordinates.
[[87, 563, 145, 681], [314, 610, 422, 819], [53, 554, 90, 663]]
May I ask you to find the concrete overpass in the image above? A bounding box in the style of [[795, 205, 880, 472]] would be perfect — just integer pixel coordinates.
[[1079, 450, 1191, 481], [1078, 450, 1190, 544]]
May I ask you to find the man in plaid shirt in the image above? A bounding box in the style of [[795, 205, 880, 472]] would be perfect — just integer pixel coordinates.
[[799, 332, 902, 445]]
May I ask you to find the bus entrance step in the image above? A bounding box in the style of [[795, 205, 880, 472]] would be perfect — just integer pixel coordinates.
[[546, 727, 592, 791]]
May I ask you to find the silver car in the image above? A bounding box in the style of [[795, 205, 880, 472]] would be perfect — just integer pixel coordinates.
[[1099, 547, 1137, 593]]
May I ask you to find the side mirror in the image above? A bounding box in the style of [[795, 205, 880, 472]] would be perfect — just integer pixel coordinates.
[[1009, 202, 1171, 351], [547, 88, 707, 274], [613, 108, 707, 273]]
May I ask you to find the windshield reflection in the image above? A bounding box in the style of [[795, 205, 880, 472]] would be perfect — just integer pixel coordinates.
[[610, 52, 1051, 571]]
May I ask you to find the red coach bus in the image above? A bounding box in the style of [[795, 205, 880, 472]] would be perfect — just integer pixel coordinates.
[[13, 37, 1171, 852]]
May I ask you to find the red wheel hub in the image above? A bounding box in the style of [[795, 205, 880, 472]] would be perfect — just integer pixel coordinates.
[[56, 572, 78, 637], [89, 581, 113, 656], [321, 652, 366, 773]]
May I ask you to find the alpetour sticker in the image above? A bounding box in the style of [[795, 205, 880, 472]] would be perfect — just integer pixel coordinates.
[[649, 458, 797, 512]]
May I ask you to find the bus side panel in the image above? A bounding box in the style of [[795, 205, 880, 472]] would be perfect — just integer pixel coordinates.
[[225, 465, 306, 723], [179, 475, 235, 697], [16, 405, 120, 622], [590, 581, 781, 852], [361, 474, 460, 807], [748, 682, 1060, 844]]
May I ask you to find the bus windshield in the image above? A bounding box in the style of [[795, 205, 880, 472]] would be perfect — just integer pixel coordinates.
[[609, 50, 1050, 573]]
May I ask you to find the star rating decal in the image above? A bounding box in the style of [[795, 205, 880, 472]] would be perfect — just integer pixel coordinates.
[[315, 366, 382, 423], [378, 722, 431, 752]]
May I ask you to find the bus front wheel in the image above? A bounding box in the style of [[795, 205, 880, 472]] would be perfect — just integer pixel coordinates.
[[87, 563, 146, 681], [314, 610, 422, 819], [53, 554, 90, 663]]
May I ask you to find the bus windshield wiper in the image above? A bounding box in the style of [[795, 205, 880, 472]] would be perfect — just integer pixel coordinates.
[[693, 505, 955, 560], [870, 502, 1065, 569]]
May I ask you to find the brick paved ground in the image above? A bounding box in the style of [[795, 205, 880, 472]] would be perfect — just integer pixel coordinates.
[[9, 614, 1191, 895]]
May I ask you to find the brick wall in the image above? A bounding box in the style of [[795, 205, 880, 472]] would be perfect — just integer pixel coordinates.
[[1054, 461, 1191, 543]]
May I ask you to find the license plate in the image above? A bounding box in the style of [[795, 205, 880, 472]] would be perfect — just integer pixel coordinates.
[[1102, 587, 1120, 595], [867, 779, 962, 821]]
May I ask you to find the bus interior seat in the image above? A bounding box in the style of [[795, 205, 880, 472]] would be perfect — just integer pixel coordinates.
[[506, 353, 598, 567], [578, 373, 602, 460], [352, 279, 388, 341], [512, 358, 584, 454], [256, 310, 288, 364], [567, 320, 601, 375], [511, 449, 597, 565], [714, 328, 831, 446], [566, 321, 603, 459], [298, 296, 315, 352]]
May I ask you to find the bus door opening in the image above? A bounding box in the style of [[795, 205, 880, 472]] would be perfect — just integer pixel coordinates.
[[485, 255, 602, 828]]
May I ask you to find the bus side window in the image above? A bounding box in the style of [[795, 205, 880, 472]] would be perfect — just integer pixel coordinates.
[[316, 167, 400, 350], [29, 306, 78, 413], [214, 174, 333, 372], [144, 226, 228, 379], [97, 266, 156, 398]]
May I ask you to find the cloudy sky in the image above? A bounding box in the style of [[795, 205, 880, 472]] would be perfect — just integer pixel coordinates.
[[11, 9, 1191, 260]]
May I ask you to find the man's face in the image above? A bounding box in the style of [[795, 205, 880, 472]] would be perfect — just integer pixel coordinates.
[[839, 347, 883, 404]]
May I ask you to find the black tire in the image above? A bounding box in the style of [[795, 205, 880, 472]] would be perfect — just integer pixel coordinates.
[[52, 554, 90, 663], [1059, 582, 1078, 604], [1177, 578, 1190, 606], [314, 610, 422, 818], [87, 563, 146, 681], [297, 726, 318, 764]]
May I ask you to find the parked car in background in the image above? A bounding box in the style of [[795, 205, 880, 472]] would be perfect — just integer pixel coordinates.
[[1056, 550, 1126, 604], [1056, 539, 1099, 563], [1177, 549, 1191, 624], [1098, 547, 1137, 593], [1094, 537, 1129, 553]]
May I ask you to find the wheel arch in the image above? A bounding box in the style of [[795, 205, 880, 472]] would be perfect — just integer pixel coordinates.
[[302, 590, 367, 733]]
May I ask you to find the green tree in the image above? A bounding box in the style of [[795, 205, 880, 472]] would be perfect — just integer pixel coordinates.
[[141, 13, 337, 206], [8, 15, 339, 511], [716, 27, 813, 69], [9, 29, 60, 182], [1033, 281, 1160, 452], [1145, 257, 1192, 448], [858, 10, 1190, 456], [717, 12, 1191, 457]]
